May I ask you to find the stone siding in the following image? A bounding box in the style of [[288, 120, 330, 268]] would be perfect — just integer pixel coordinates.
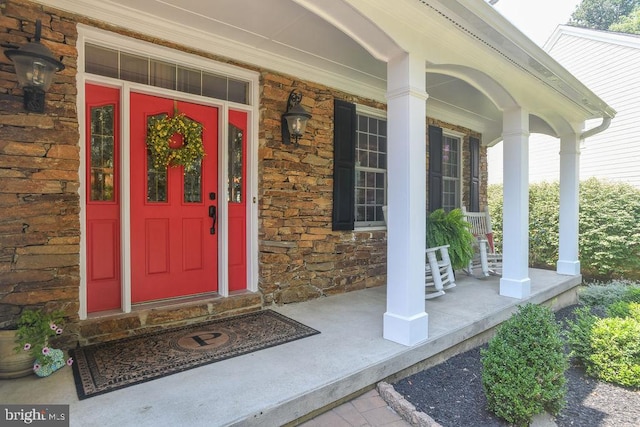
[[0, 0, 489, 345], [259, 73, 388, 305], [0, 0, 80, 330]]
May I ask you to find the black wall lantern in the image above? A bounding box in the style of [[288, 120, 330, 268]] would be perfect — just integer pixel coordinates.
[[281, 90, 312, 145], [3, 20, 65, 113]]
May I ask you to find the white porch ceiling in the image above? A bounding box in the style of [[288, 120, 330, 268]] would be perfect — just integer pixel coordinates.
[[39, 0, 614, 144]]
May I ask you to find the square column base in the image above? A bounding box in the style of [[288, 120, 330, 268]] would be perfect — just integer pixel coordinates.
[[557, 260, 580, 276], [383, 311, 428, 346], [499, 277, 531, 299]]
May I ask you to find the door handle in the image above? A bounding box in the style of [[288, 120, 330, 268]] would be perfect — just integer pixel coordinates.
[[208, 205, 217, 235]]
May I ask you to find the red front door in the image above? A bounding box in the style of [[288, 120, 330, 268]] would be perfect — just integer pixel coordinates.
[[130, 93, 219, 303]]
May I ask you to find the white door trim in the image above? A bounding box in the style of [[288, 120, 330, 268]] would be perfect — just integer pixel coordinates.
[[77, 25, 260, 320]]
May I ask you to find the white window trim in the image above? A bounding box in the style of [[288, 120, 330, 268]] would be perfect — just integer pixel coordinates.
[[442, 129, 464, 210], [355, 105, 387, 230]]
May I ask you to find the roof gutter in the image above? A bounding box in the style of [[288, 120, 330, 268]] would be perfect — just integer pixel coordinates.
[[580, 116, 612, 140]]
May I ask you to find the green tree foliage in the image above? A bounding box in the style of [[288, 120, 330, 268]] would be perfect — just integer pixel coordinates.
[[487, 179, 640, 280], [609, 5, 640, 33], [481, 304, 568, 426], [570, 0, 640, 31]]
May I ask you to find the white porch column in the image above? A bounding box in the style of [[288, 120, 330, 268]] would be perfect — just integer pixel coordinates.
[[500, 107, 531, 298], [383, 52, 429, 346], [557, 132, 581, 275]]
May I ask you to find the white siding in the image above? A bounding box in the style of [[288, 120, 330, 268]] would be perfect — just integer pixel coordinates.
[[550, 30, 640, 188], [490, 28, 640, 188]]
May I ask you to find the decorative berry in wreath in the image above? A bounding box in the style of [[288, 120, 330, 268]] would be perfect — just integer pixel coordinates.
[[146, 113, 205, 172]]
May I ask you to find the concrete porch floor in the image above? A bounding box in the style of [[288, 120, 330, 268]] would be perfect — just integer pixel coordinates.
[[0, 269, 580, 427]]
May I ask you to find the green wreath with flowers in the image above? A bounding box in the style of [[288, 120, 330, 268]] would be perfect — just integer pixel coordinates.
[[146, 113, 205, 172]]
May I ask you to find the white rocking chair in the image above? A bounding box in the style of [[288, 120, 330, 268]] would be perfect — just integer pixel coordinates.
[[383, 206, 455, 299], [425, 245, 456, 299], [462, 207, 503, 276]]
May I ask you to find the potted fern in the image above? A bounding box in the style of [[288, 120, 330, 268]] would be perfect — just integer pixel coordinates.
[[426, 208, 475, 271]]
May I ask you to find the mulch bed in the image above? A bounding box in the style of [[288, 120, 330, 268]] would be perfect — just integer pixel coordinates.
[[392, 305, 640, 426]]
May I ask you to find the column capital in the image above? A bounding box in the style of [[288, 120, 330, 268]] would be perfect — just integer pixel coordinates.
[[502, 106, 529, 137], [386, 86, 429, 102]]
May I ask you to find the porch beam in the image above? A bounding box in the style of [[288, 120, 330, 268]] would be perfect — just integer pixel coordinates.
[[383, 52, 429, 346], [557, 132, 581, 275], [500, 107, 531, 298]]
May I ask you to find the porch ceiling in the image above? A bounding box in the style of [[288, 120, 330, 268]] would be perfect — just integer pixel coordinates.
[[39, 0, 614, 142]]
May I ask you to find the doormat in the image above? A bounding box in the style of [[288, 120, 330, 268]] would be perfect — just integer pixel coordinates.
[[70, 310, 319, 400]]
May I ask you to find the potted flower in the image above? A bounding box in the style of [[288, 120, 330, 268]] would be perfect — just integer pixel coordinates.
[[13, 309, 73, 377]]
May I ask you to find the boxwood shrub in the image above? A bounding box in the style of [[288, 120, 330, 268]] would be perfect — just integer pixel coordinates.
[[481, 304, 568, 426], [567, 282, 640, 389]]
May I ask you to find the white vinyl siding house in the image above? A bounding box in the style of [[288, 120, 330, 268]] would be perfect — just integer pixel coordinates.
[[489, 26, 640, 188]]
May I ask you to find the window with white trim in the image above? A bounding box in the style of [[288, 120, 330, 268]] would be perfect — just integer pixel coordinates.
[[442, 133, 461, 212], [355, 112, 387, 227], [84, 43, 249, 104]]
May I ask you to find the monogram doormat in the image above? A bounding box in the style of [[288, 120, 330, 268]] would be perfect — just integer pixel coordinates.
[[69, 310, 319, 400]]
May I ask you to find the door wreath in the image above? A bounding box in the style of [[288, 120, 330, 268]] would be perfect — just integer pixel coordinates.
[[146, 112, 205, 172]]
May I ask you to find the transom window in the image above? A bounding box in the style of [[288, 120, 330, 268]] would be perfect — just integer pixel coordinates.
[[442, 134, 461, 212], [355, 112, 387, 227], [85, 43, 249, 104]]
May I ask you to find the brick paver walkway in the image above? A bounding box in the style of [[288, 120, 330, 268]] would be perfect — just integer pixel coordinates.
[[299, 389, 411, 427]]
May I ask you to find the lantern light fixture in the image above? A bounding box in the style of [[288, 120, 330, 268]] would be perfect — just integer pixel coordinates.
[[281, 90, 312, 145], [3, 19, 65, 113]]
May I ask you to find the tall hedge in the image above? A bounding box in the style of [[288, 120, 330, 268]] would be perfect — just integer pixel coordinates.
[[488, 178, 640, 280]]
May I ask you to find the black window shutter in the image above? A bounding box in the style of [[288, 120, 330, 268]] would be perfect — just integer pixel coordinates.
[[428, 125, 443, 212], [469, 136, 480, 212], [332, 99, 356, 231]]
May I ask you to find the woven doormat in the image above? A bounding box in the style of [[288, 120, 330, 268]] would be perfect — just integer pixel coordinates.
[[70, 310, 319, 399]]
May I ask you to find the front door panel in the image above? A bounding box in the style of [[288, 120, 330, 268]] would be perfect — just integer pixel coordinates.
[[86, 84, 121, 312], [130, 93, 219, 303]]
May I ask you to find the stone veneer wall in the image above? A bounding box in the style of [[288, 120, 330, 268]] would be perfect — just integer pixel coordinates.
[[259, 73, 388, 305], [0, 0, 487, 345], [0, 0, 80, 332]]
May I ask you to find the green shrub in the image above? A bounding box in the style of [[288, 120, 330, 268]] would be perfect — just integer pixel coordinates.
[[607, 301, 633, 318], [622, 287, 640, 303], [426, 208, 475, 270], [567, 286, 640, 389], [578, 281, 637, 308], [565, 306, 598, 370], [481, 304, 568, 426], [588, 316, 640, 388], [488, 179, 640, 280], [579, 179, 640, 280], [607, 301, 640, 319], [529, 182, 560, 268]]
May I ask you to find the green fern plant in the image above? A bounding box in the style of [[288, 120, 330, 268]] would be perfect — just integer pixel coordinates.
[[426, 208, 475, 270]]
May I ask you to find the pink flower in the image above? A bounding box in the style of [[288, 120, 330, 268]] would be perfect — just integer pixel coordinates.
[[67, 358, 74, 366], [50, 323, 57, 331], [33, 363, 40, 371], [42, 347, 50, 356], [56, 328, 63, 335], [23, 343, 31, 351]]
